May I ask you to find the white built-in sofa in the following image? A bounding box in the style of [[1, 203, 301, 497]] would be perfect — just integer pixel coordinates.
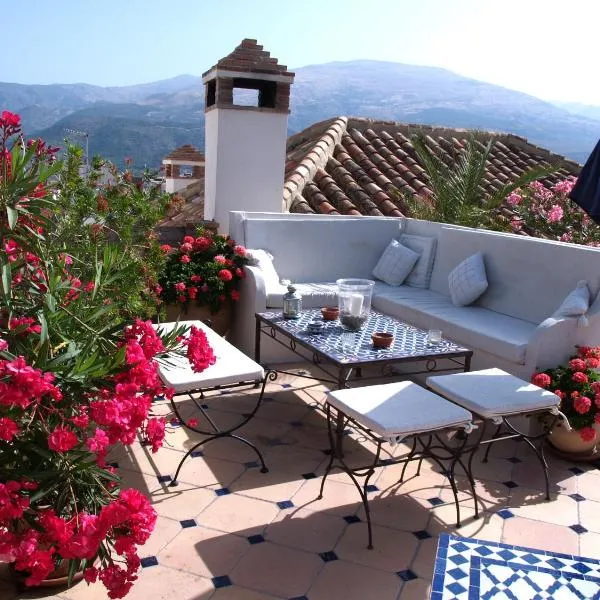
[[229, 211, 600, 379]]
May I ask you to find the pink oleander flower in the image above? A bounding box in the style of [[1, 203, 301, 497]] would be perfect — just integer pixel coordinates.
[[506, 191, 522, 206], [0, 417, 19, 441], [47, 426, 79, 453], [180, 254, 190, 264], [174, 282, 186, 293], [547, 204, 564, 223], [573, 371, 588, 384], [183, 326, 216, 373], [234, 245, 246, 257], [214, 254, 227, 264]]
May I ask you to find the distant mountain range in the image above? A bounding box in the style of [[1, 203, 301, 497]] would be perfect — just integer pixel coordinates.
[[2, 61, 600, 169]]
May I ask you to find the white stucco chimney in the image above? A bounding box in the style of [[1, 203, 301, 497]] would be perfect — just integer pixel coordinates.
[[202, 39, 295, 234], [162, 145, 205, 194]]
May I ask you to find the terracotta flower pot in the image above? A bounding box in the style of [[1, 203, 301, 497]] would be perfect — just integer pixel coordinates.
[[164, 302, 232, 336], [548, 421, 600, 455]]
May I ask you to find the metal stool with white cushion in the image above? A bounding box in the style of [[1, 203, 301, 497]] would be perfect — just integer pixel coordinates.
[[426, 368, 561, 500], [155, 320, 273, 485], [319, 381, 475, 548]]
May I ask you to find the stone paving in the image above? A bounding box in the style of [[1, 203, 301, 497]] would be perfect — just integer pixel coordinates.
[[2, 366, 599, 600]]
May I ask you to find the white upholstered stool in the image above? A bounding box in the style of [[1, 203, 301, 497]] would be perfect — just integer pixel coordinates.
[[427, 368, 561, 500], [320, 381, 475, 549], [155, 320, 272, 485]]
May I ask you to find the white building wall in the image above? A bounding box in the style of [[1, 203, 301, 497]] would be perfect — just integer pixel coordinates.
[[165, 178, 199, 194], [204, 108, 288, 234]]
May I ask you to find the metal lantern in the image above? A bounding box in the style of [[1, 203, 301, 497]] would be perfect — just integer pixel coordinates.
[[282, 283, 302, 319]]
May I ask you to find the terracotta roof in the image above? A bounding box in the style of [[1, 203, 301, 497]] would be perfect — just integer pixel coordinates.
[[284, 117, 581, 217], [203, 38, 294, 78], [164, 145, 205, 162], [158, 180, 205, 228]]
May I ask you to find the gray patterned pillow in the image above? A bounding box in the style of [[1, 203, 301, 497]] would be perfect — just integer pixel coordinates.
[[372, 240, 420, 286], [448, 252, 488, 306]]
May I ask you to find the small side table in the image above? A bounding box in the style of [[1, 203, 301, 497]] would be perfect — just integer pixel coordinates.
[[427, 368, 561, 500]]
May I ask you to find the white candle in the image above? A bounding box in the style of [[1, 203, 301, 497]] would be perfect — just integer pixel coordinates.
[[349, 293, 363, 317]]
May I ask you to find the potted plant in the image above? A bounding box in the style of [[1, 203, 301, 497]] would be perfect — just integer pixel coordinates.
[[531, 345, 600, 457], [158, 228, 249, 335], [0, 111, 216, 597]]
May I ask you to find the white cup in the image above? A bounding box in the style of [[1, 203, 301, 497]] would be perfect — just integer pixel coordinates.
[[428, 329, 442, 344]]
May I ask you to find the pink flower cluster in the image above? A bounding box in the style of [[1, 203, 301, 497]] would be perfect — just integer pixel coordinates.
[[183, 325, 217, 373], [0, 483, 156, 598]]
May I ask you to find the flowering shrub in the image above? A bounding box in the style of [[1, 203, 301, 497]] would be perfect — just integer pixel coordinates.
[[502, 177, 600, 245], [0, 111, 215, 597], [158, 228, 248, 313], [531, 346, 600, 442]]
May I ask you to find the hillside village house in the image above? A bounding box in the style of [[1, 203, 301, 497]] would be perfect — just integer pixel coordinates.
[[124, 39, 600, 600]]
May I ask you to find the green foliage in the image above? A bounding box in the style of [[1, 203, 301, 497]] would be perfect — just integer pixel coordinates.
[[401, 134, 556, 229], [49, 144, 172, 319]]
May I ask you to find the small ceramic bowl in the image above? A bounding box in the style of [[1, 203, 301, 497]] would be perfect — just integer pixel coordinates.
[[321, 306, 340, 321], [372, 332, 394, 348], [307, 320, 325, 334]]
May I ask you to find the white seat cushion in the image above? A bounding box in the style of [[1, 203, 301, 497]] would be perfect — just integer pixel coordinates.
[[426, 368, 560, 420], [372, 285, 536, 364], [154, 320, 264, 392], [327, 381, 473, 440], [266, 282, 338, 308]]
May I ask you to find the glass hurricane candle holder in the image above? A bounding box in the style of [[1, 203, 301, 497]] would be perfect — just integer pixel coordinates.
[[337, 278, 375, 331]]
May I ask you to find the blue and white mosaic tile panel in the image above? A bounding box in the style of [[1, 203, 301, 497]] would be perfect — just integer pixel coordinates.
[[432, 534, 600, 599]]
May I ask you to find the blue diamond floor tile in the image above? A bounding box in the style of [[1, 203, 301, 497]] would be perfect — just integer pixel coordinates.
[[433, 533, 600, 600], [247, 534, 265, 544], [212, 575, 232, 588], [215, 487, 231, 497], [570, 524, 588, 534], [569, 466, 585, 475], [569, 493, 586, 502], [180, 519, 197, 528], [141, 556, 158, 568], [157, 475, 172, 483], [244, 460, 259, 468], [502, 480, 519, 489], [413, 530, 432, 540], [428, 497, 444, 506], [365, 484, 379, 493], [397, 569, 418, 581], [302, 472, 317, 479], [277, 500, 294, 509], [343, 515, 361, 524], [497, 509, 515, 520], [319, 551, 338, 562], [190, 450, 204, 458]]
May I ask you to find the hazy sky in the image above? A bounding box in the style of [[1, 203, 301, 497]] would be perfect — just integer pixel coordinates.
[[5, 0, 599, 105]]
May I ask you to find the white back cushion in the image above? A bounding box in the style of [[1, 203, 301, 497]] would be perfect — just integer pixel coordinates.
[[372, 240, 420, 286], [400, 234, 437, 289], [448, 252, 488, 306], [429, 227, 600, 324], [243, 217, 402, 283]]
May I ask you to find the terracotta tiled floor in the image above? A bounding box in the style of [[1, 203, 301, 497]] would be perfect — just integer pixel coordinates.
[[3, 365, 600, 600]]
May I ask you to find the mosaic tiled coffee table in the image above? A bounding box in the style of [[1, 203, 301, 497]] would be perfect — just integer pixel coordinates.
[[432, 534, 600, 599], [255, 308, 472, 389]]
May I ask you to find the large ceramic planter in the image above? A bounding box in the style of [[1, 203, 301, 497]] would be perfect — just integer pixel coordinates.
[[548, 421, 600, 457], [164, 302, 232, 336]]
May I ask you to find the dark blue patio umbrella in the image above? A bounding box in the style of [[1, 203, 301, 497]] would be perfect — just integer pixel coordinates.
[[569, 139, 600, 223]]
